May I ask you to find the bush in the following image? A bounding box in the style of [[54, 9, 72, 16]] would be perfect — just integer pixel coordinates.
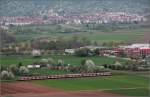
[[113, 61, 122, 70], [17, 62, 23, 68], [9, 65, 19, 75], [81, 59, 96, 72], [19, 66, 29, 75], [75, 48, 91, 57], [93, 66, 109, 72], [57, 59, 64, 66], [84, 59, 95, 67], [0, 70, 14, 80]]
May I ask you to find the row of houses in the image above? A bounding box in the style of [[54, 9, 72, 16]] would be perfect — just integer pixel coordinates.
[[0, 11, 146, 26], [0, 16, 43, 26]]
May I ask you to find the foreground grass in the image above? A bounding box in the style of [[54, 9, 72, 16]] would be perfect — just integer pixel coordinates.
[[106, 88, 149, 96], [33, 74, 149, 96]]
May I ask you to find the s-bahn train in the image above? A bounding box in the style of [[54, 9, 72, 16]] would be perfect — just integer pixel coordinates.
[[18, 72, 112, 81]]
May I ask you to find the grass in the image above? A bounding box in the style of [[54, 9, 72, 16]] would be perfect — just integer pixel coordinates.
[[65, 32, 143, 42], [13, 31, 145, 42], [33, 73, 149, 96], [10, 24, 149, 42], [107, 88, 149, 96], [0, 54, 131, 66], [29, 68, 72, 76]]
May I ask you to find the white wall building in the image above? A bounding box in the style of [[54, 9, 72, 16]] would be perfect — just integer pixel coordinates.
[[119, 43, 150, 49], [32, 49, 41, 56], [27, 65, 41, 69], [65, 49, 75, 54]]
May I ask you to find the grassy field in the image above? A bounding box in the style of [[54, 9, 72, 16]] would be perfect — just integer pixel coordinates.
[[33, 73, 149, 96], [13, 31, 146, 42], [0, 54, 131, 66], [29, 68, 72, 76], [10, 24, 149, 42]]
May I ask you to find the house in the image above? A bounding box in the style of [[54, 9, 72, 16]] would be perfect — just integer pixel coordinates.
[[27, 64, 41, 69], [65, 49, 75, 54], [32, 49, 41, 57]]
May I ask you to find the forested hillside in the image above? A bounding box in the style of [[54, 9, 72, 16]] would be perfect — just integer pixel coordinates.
[[0, 0, 149, 16]]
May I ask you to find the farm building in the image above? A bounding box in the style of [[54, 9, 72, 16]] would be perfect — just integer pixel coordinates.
[[114, 43, 150, 58], [27, 64, 41, 69], [65, 49, 75, 54], [32, 49, 41, 57]]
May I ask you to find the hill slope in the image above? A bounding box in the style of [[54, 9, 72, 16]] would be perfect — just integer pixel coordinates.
[[0, 0, 149, 16]]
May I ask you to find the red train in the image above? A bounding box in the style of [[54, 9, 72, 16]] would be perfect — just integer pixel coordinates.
[[18, 72, 112, 81]]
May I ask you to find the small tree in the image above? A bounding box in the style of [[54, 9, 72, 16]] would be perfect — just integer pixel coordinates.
[[0, 70, 14, 80], [19, 66, 29, 75], [84, 59, 95, 68], [75, 48, 90, 57], [113, 61, 122, 70], [9, 65, 19, 75], [82, 59, 96, 73], [57, 59, 64, 66], [17, 62, 23, 68]]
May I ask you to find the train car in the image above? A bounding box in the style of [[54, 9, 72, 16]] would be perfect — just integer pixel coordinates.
[[18, 72, 112, 81]]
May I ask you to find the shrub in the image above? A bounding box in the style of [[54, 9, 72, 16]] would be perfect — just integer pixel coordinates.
[[81, 59, 96, 72], [9, 65, 19, 75], [0, 70, 14, 80], [19, 66, 29, 75], [75, 48, 91, 57], [84, 59, 95, 67], [57, 59, 64, 66], [113, 61, 122, 70], [93, 66, 109, 72]]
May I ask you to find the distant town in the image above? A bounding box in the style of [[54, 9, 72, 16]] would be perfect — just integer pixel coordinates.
[[0, 11, 146, 27]]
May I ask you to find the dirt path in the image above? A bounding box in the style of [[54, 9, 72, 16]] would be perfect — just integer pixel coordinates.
[[0, 82, 130, 97], [0, 82, 63, 96]]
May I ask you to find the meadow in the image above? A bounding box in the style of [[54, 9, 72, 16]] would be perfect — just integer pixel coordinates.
[[0, 54, 131, 66], [9, 24, 149, 42], [29, 68, 72, 76], [33, 72, 149, 96]]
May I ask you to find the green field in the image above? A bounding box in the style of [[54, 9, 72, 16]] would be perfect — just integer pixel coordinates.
[[13, 31, 145, 42], [17, 31, 146, 42], [33, 73, 149, 96], [9, 24, 149, 42], [29, 68, 72, 76], [0, 54, 131, 66]]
